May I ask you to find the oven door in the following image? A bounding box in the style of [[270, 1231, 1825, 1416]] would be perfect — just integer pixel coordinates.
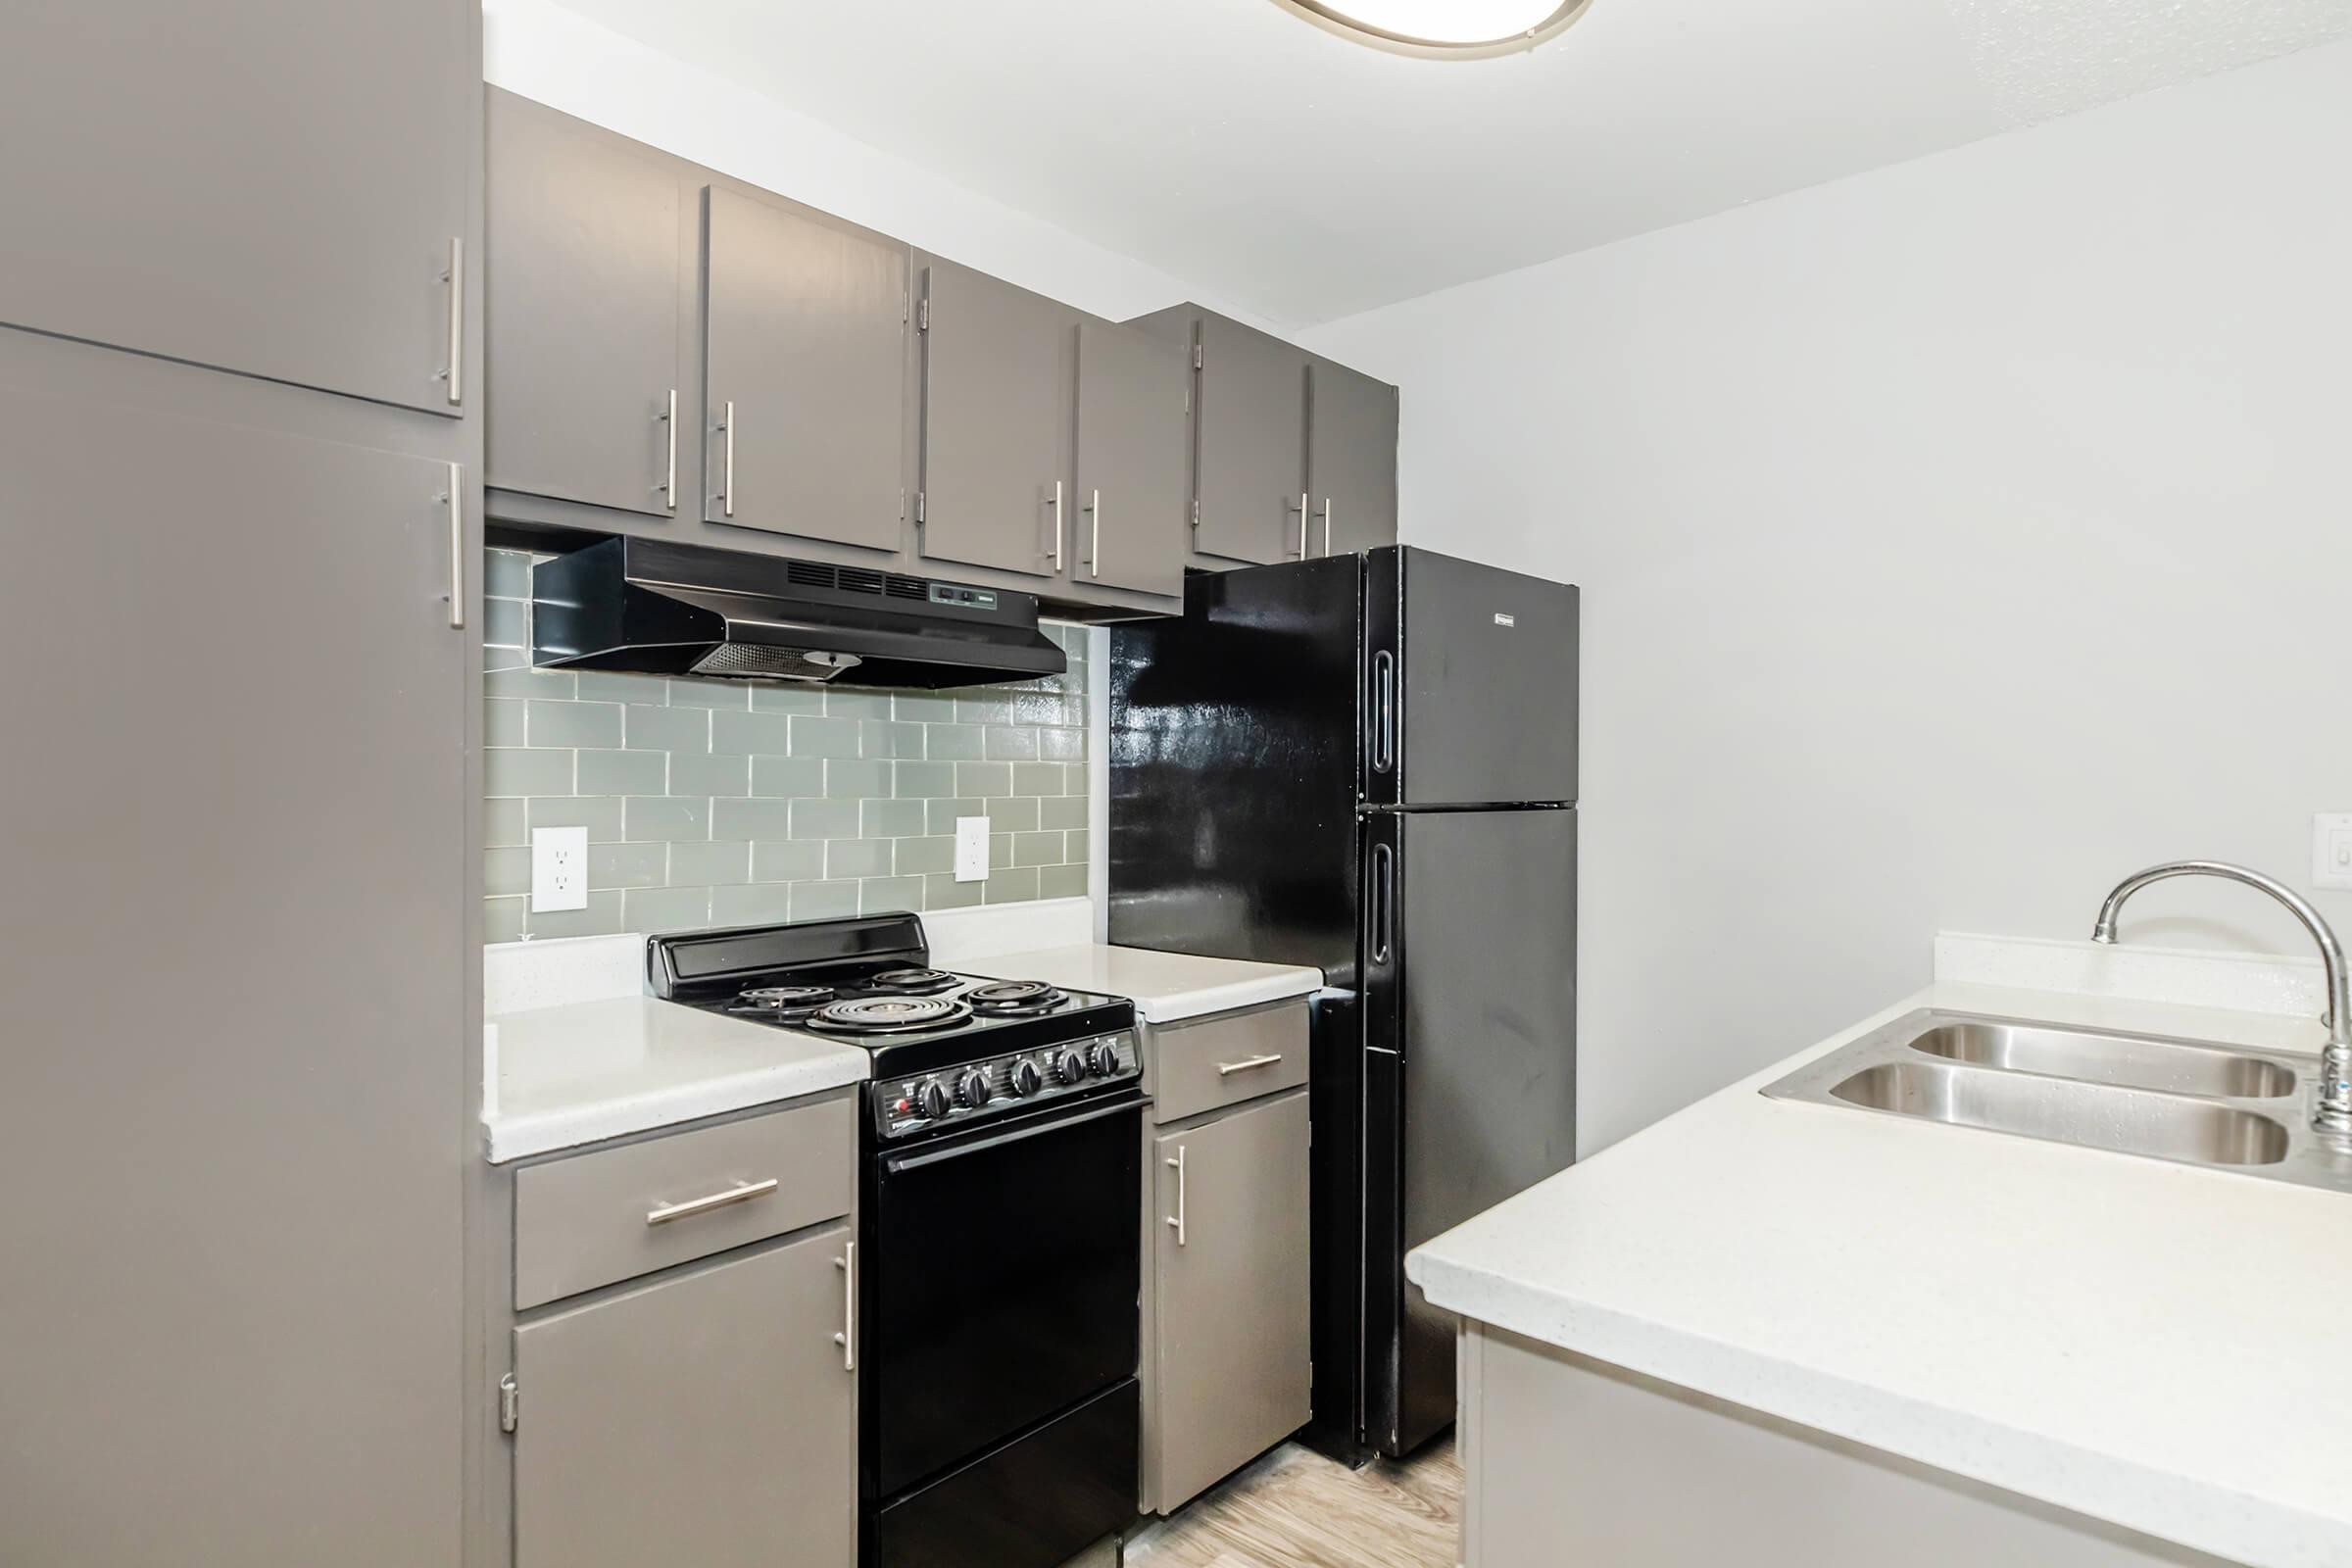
[[868, 1089, 1144, 1499]]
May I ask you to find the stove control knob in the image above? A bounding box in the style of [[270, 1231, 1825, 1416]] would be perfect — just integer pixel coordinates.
[[913, 1079, 952, 1120], [956, 1069, 994, 1109], [1052, 1049, 1089, 1086], [1086, 1042, 1121, 1079], [1006, 1058, 1044, 1099]]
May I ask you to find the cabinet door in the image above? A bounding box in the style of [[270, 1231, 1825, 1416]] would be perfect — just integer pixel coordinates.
[[1195, 314, 1308, 566], [0, 376, 468, 1565], [917, 257, 1074, 578], [703, 187, 906, 553], [0, 0, 472, 413], [1075, 319, 1188, 599], [1308, 362, 1399, 556], [514, 1224, 857, 1568], [487, 92, 683, 517], [1152, 1092, 1313, 1511]]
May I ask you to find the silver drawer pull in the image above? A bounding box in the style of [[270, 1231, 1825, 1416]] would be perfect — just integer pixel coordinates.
[[645, 1177, 778, 1226], [833, 1241, 857, 1372], [1216, 1054, 1284, 1076]]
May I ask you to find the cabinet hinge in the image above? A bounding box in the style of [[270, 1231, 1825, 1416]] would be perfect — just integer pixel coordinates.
[[916, 297, 929, 332], [915, 491, 927, 524], [1193, 343, 1203, 370], [498, 1373, 518, 1435]]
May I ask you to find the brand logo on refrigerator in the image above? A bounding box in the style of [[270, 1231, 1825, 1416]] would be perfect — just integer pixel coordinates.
[[1493, 612, 1516, 627]]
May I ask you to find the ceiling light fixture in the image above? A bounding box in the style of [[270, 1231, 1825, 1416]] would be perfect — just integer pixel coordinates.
[[1269, 0, 1595, 59]]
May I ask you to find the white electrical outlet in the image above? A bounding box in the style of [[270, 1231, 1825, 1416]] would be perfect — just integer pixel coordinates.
[[955, 815, 991, 882], [2314, 814, 2352, 892], [531, 825, 590, 912]]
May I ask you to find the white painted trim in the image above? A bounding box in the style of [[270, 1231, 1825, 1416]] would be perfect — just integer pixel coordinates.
[[1933, 931, 2326, 1019]]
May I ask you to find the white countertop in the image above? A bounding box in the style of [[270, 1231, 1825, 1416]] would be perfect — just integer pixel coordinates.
[[967, 943, 1323, 1024], [1408, 972, 2352, 1568], [483, 997, 869, 1163]]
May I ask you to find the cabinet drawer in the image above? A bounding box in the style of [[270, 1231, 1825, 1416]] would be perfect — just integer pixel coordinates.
[[1148, 1004, 1309, 1124], [515, 1094, 854, 1309]]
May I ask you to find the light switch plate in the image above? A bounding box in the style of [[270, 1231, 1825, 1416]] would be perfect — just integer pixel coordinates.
[[531, 825, 590, 911], [2315, 814, 2352, 892], [955, 816, 990, 882]]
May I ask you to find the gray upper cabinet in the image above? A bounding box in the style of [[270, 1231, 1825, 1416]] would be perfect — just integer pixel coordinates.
[[1152, 1089, 1313, 1512], [916, 257, 1076, 579], [1307, 360, 1400, 556], [1074, 320, 1190, 599], [1194, 314, 1310, 566], [704, 187, 907, 554], [486, 93, 683, 518], [513, 1224, 857, 1568], [0, 375, 469, 1565], [0, 0, 472, 414]]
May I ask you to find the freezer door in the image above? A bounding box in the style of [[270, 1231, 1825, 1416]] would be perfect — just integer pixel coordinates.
[[1362, 806, 1578, 1454], [1364, 547, 1579, 808]]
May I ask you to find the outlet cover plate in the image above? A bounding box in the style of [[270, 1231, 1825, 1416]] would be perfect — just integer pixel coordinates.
[[531, 825, 590, 912], [955, 816, 990, 882], [2315, 814, 2352, 892]]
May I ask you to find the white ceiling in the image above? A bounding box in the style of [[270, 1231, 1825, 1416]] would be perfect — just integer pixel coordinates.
[[546, 0, 2352, 327]]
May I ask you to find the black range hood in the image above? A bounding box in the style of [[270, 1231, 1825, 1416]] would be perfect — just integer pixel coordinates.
[[531, 537, 1065, 689]]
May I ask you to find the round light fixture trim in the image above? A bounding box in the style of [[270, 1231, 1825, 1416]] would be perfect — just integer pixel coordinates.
[[1271, 0, 1594, 58]]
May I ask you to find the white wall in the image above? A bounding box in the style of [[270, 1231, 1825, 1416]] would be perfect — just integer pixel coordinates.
[[1302, 40, 2352, 1153], [482, 0, 1261, 327]]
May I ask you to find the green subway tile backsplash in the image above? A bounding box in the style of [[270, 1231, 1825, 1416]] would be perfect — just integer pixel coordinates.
[[483, 548, 1095, 942]]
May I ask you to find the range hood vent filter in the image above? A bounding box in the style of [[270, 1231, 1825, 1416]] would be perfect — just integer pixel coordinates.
[[531, 537, 1066, 692]]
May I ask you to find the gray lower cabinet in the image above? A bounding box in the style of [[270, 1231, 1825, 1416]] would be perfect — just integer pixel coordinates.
[[703, 185, 909, 555], [0, 0, 473, 414], [486, 92, 684, 518], [1074, 320, 1191, 599], [1307, 359, 1400, 556], [1148, 1083, 1313, 1513], [513, 1223, 857, 1568], [916, 256, 1077, 579], [0, 368, 472, 1566]]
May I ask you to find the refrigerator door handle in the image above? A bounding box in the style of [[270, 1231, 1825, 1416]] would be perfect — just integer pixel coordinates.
[[1370, 841, 1395, 964], [1371, 650, 1396, 775]]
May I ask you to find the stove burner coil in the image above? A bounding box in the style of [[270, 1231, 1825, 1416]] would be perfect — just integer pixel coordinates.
[[866, 967, 959, 996], [736, 985, 837, 1012], [965, 979, 1067, 1015], [809, 995, 973, 1034]]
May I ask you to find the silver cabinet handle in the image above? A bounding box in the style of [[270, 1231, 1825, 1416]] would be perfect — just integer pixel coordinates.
[[1320, 496, 1333, 558], [718, 399, 736, 517], [1164, 1147, 1187, 1248], [1049, 479, 1064, 571], [440, 237, 464, 406], [1291, 490, 1309, 558], [443, 464, 465, 629], [644, 1177, 776, 1226], [1216, 1054, 1283, 1076], [659, 388, 677, 511], [832, 1241, 857, 1372], [1089, 488, 1102, 579]]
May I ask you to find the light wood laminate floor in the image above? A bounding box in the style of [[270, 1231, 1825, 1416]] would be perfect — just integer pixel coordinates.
[[1124, 1439, 1461, 1568]]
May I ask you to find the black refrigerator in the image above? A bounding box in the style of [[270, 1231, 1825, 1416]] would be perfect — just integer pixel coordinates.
[[1108, 545, 1578, 1462]]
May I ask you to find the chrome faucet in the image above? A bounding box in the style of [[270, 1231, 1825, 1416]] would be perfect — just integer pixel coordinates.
[[2091, 860, 2352, 1137]]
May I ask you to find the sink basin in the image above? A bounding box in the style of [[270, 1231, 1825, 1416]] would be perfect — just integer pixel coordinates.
[[1906, 1019, 2295, 1099], [1829, 1059, 2290, 1165], [1761, 1008, 2351, 1194]]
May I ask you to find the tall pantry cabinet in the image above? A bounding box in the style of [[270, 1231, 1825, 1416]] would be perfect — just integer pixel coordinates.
[[0, 4, 486, 1566]]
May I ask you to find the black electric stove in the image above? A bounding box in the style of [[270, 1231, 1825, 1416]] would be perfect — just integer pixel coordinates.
[[648, 915, 1144, 1568]]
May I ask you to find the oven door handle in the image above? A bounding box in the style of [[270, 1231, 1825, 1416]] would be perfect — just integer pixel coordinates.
[[883, 1091, 1145, 1174]]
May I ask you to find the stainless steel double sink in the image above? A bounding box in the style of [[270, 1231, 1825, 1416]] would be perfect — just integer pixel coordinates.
[[1764, 1011, 2352, 1194]]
